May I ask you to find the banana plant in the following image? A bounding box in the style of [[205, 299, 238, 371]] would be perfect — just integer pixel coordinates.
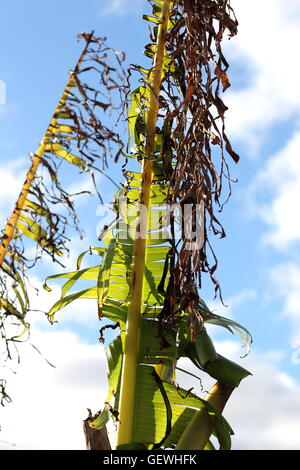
[[0, 33, 125, 404], [45, 0, 252, 450]]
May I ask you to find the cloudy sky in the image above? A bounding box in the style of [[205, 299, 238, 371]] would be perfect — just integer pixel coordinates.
[[1, 0, 300, 450]]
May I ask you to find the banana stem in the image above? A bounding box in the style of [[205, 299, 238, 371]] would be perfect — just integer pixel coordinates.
[[116, 0, 172, 447], [175, 381, 234, 450], [0, 33, 94, 267]]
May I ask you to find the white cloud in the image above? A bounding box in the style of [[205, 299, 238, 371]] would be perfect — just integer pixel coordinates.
[[247, 130, 300, 249], [268, 263, 300, 344], [242, 128, 300, 364], [229, 353, 300, 449], [225, 0, 300, 149], [1, 321, 300, 450], [0, 328, 110, 450], [100, 0, 143, 17]]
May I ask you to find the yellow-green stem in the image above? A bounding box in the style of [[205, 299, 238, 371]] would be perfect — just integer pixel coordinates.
[[116, 0, 172, 446], [0, 34, 94, 267], [175, 381, 234, 450]]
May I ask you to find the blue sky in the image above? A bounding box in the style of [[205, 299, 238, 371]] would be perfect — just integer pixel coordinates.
[[1, 0, 300, 450]]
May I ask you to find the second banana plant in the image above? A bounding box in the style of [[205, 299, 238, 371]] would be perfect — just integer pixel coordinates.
[[46, 0, 252, 450]]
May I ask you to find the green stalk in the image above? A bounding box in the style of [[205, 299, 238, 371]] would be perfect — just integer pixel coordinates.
[[176, 381, 234, 450], [116, 0, 172, 447]]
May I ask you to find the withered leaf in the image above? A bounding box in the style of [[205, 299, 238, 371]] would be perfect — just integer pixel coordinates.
[[215, 67, 231, 91]]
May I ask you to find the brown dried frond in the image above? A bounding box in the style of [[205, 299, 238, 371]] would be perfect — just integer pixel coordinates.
[[158, 0, 239, 321]]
